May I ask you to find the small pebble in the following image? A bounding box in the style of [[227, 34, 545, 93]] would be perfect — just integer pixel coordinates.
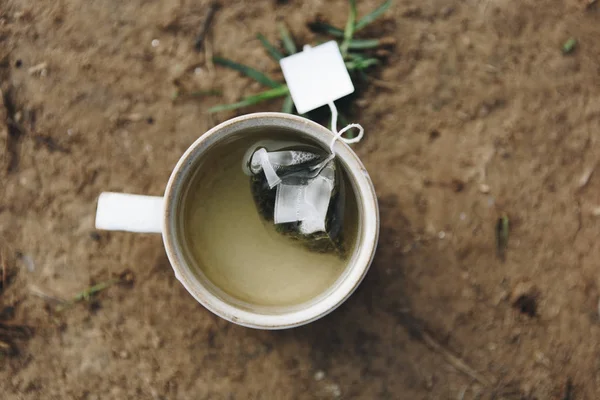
[[479, 184, 491, 194], [194, 67, 203, 75], [423, 374, 434, 389], [438, 231, 446, 239], [67, 129, 74, 136], [314, 370, 325, 381], [578, 166, 595, 189], [592, 207, 600, 217], [127, 113, 143, 122], [151, 333, 163, 349], [534, 350, 550, 367], [28, 61, 48, 75], [459, 212, 467, 221], [20, 254, 36, 272], [151, 39, 160, 48], [324, 384, 341, 398]]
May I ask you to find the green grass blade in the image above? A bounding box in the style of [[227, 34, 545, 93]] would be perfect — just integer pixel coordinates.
[[356, 0, 393, 31], [307, 21, 344, 38], [281, 94, 294, 114], [340, 0, 357, 55], [209, 85, 289, 113], [257, 33, 284, 61], [347, 52, 367, 61], [213, 56, 281, 88], [357, 58, 380, 69], [347, 38, 381, 50], [278, 23, 297, 55], [562, 38, 577, 54], [345, 57, 380, 71]]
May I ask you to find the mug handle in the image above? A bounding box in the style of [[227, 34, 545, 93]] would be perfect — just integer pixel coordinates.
[[95, 192, 164, 233]]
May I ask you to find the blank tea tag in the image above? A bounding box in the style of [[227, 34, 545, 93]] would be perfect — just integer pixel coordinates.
[[280, 41, 354, 114]]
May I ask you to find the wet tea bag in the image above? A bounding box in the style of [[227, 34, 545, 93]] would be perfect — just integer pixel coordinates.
[[243, 41, 365, 254], [243, 143, 345, 253]]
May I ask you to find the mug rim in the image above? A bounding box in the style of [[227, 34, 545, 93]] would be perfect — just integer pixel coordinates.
[[162, 112, 379, 329]]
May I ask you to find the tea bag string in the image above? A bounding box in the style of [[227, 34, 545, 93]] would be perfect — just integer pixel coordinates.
[[254, 103, 364, 188], [299, 45, 364, 156], [305, 101, 364, 176], [327, 101, 364, 155]]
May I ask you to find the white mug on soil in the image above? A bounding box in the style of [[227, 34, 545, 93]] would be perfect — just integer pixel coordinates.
[[95, 113, 379, 329]]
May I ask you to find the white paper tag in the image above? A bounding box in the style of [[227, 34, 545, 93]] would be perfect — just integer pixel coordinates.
[[280, 41, 354, 115]]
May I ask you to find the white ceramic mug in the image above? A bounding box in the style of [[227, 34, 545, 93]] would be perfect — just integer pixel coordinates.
[[95, 113, 379, 329]]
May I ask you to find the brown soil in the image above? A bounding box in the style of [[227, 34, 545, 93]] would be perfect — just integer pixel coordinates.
[[1, 0, 600, 399]]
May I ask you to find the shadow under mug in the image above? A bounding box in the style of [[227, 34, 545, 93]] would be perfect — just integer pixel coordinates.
[[95, 113, 379, 329]]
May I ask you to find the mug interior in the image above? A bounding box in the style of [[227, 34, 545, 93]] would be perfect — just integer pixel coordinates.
[[163, 113, 378, 329]]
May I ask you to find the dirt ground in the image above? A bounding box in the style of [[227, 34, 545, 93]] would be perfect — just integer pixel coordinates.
[[1, 0, 600, 398]]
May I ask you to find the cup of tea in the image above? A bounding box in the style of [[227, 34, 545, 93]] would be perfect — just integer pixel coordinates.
[[95, 112, 379, 329]]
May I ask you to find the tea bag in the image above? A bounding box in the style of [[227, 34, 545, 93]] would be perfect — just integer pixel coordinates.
[[243, 142, 345, 254], [240, 41, 366, 254]]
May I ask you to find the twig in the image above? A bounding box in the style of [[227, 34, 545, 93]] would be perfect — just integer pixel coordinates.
[[29, 284, 67, 304], [395, 311, 492, 386], [421, 332, 492, 386], [495, 213, 509, 262], [2, 87, 24, 173], [205, 32, 215, 77], [0, 250, 6, 290], [194, 1, 220, 51]]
